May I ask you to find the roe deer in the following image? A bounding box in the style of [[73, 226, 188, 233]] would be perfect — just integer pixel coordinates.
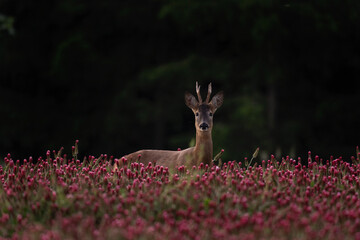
[[114, 82, 223, 170]]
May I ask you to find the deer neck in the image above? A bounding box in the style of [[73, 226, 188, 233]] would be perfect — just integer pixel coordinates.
[[193, 130, 213, 166]]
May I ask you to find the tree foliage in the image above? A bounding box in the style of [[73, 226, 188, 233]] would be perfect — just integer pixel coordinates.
[[0, 0, 359, 160]]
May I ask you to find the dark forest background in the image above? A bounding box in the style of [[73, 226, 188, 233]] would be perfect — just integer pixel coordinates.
[[1, 0, 360, 162]]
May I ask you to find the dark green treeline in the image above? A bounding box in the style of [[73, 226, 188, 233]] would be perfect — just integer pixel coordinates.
[[1, 0, 360, 161]]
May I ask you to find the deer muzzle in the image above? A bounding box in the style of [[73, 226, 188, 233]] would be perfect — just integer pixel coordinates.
[[199, 123, 209, 131]]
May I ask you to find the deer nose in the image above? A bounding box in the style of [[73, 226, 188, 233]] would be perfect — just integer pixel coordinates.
[[199, 123, 209, 130]]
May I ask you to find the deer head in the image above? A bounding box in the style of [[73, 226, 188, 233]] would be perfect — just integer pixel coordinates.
[[185, 82, 224, 133]]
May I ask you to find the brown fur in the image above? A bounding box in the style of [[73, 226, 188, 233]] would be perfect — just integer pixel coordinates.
[[113, 83, 223, 170]]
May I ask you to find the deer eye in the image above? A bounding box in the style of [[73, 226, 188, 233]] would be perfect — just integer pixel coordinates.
[[209, 112, 213, 117], [195, 112, 199, 117]]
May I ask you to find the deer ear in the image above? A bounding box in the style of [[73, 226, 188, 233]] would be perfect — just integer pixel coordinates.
[[185, 92, 198, 110], [210, 91, 224, 112]]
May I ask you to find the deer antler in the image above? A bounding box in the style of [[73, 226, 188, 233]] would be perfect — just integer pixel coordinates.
[[196, 82, 203, 103], [205, 82, 212, 103]]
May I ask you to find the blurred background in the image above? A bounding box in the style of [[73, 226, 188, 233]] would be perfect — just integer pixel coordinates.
[[1, 0, 360, 162]]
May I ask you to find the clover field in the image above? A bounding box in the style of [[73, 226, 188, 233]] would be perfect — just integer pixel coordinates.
[[1, 146, 360, 240]]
